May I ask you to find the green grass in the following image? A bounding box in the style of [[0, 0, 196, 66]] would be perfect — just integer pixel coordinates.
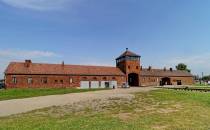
[[0, 88, 108, 101], [189, 87, 210, 90], [1, 89, 210, 130], [193, 82, 209, 87]]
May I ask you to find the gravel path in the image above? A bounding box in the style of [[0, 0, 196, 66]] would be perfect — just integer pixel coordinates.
[[0, 87, 158, 117]]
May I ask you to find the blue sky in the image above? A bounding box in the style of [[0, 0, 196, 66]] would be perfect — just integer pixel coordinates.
[[0, 0, 210, 78]]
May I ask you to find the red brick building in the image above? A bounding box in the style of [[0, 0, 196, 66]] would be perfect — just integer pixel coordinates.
[[4, 49, 194, 89]]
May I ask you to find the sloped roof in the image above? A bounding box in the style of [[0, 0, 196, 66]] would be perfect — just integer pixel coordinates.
[[140, 68, 193, 77], [5, 62, 125, 76], [116, 49, 140, 59]]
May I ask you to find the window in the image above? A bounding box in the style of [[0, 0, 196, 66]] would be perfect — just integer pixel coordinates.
[[112, 77, 116, 80], [105, 82, 110, 88], [93, 77, 97, 80], [28, 77, 33, 84], [103, 77, 107, 80], [117, 56, 140, 62], [136, 66, 139, 69], [82, 77, 87, 80], [70, 78, 73, 84], [55, 80, 58, 83], [12, 77, 17, 84], [128, 66, 131, 69], [41, 77, 47, 84], [60, 80, 63, 84]]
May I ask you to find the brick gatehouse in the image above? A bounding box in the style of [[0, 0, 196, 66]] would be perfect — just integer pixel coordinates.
[[4, 49, 194, 89]]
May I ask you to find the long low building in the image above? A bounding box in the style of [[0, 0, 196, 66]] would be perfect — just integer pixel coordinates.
[[4, 49, 194, 89], [140, 68, 194, 86]]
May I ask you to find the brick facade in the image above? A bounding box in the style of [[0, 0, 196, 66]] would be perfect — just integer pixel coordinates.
[[5, 75, 126, 89], [4, 49, 194, 89], [140, 76, 194, 86]]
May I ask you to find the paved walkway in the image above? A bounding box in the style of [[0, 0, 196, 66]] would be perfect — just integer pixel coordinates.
[[0, 87, 158, 117]]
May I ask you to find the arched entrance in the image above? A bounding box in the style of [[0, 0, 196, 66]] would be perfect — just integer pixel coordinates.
[[128, 73, 139, 86], [160, 77, 171, 86]]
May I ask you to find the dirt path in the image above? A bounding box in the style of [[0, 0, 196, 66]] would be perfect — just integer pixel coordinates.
[[0, 87, 158, 117]]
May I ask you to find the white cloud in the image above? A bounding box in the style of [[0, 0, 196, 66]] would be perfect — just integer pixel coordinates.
[[0, 49, 60, 79], [83, 62, 114, 67], [75, 57, 115, 67], [168, 53, 210, 65], [0, 49, 59, 58], [1, 0, 73, 11], [166, 53, 210, 76]]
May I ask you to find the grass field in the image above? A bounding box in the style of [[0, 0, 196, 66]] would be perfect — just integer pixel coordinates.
[[194, 82, 209, 87], [0, 88, 107, 101], [1, 89, 210, 130]]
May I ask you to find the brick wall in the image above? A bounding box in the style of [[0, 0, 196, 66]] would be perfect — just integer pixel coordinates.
[[5, 74, 126, 89], [117, 59, 141, 86], [140, 76, 194, 86]]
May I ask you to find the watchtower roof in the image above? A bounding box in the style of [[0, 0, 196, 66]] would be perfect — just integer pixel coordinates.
[[116, 48, 140, 60]]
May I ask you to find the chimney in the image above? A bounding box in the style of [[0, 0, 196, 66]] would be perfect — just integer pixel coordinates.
[[148, 66, 152, 71], [62, 61, 64, 67], [25, 60, 32, 67], [164, 67, 167, 71], [140, 66, 143, 70], [170, 68, 173, 72]]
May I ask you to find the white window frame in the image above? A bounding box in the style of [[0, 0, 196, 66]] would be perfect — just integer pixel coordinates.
[[70, 78, 73, 84], [28, 77, 33, 84], [12, 76, 17, 84]]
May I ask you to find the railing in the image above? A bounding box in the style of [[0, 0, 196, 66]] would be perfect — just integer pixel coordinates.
[[162, 86, 210, 92]]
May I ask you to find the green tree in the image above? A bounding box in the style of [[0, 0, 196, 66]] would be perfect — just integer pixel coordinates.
[[176, 63, 191, 73], [202, 75, 210, 81]]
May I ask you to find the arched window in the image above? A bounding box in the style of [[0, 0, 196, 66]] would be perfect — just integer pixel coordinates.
[[82, 77, 87, 80], [60, 80, 63, 84], [103, 77, 107, 80], [55, 80, 58, 83]]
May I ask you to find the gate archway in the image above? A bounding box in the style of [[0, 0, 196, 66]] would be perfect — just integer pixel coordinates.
[[128, 73, 139, 86], [160, 77, 171, 86]]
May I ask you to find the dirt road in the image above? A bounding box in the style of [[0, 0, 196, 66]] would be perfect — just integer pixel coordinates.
[[0, 87, 158, 117]]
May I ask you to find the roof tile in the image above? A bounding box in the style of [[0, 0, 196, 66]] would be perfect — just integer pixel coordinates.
[[117, 50, 140, 59], [140, 68, 193, 77], [5, 62, 125, 76]]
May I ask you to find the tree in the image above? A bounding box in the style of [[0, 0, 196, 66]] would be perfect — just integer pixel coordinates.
[[202, 75, 210, 81], [176, 63, 191, 73]]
